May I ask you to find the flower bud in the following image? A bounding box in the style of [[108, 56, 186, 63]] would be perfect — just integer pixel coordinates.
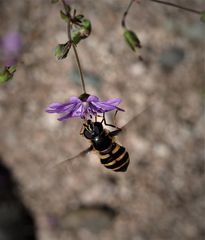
[[123, 30, 141, 51], [71, 19, 92, 44]]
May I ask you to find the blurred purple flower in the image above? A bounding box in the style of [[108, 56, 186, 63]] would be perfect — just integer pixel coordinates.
[[46, 94, 124, 121], [0, 32, 22, 66]]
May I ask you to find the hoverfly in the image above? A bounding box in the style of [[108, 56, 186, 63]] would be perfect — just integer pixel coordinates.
[[80, 116, 130, 172], [56, 107, 150, 172]]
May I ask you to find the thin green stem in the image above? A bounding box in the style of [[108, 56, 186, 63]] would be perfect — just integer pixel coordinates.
[[61, 0, 87, 94], [72, 44, 86, 93], [148, 0, 201, 15], [121, 0, 136, 29]]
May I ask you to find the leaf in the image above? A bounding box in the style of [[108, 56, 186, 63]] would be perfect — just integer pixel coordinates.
[[54, 42, 71, 60], [0, 67, 13, 83], [8, 65, 17, 74], [74, 15, 84, 22], [81, 19, 92, 34], [60, 10, 69, 22], [71, 29, 82, 45]]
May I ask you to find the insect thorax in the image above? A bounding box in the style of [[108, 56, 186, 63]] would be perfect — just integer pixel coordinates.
[[92, 131, 112, 151]]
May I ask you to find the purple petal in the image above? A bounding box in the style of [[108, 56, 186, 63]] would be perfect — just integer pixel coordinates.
[[90, 98, 124, 113], [87, 95, 99, 102], [104, 98, 122, 106], [58, 113, 72, 121], [47, 102, 64, 108], [90, 102, 115, 112], [46, 95, 125, 121], [71, 103, 85, 117], [46, 109, 60, 113], [46, 97, 81, 114], [69, 96, 82, 104], [57, 102, 85, 121]]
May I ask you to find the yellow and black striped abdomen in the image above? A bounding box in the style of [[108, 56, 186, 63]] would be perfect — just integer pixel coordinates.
[[98, 143, 130, 172]]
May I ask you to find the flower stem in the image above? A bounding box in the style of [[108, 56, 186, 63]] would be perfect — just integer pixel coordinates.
[[148, 0, 201, 15], [122, 0, 201, 28], [121, 0, 136, 29], [72, 44, 86, 93], [61, 0, 87, 94]]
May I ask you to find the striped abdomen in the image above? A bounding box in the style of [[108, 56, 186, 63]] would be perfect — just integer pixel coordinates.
[[98, 142, 130, 172]]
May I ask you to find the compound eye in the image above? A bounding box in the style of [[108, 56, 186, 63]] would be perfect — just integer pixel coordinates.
[[93, 125, 100, 135], [94, 122, 103, 134], [84, 129, 92, 139]]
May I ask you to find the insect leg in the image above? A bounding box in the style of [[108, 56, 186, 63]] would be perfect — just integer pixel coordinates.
[[109, 129, 122, 137], [102, 112, 121, 130], [113, 110, 119, 127], [80, 124, 85, 135]]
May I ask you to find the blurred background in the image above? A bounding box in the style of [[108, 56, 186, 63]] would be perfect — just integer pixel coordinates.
[[0, 0, 204, 239]]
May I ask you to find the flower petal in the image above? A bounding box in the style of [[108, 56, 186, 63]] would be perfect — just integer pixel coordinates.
[[46, 95, 124, 121], [105, 98, 122, 106], [47, 102, 65, 108], [87, 95, 99, 102], [90, 98, 124, 113], [72, 103, 85, 117], [69, 96, 82, 103], [57, 102, 85, 121], [57, 113, 72, 121]]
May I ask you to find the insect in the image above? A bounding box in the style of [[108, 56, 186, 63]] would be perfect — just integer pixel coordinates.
[[55, 106, 151, 172], [81, 117, 130, 172]]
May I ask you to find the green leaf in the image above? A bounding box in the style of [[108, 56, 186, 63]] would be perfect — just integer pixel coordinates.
[[60, 10, 69, 22], [81, 19, 92, 33], [123, 30, 141, 52], [54, 42, 71, 60], [8, 65, 17, 74], [71, 29, 82, 45], [200, 11, 205, 23], [0, 67, 13, 83], [74, 15, 84, 22]]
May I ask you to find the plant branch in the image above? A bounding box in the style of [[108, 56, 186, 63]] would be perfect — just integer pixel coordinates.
[[121, 0, 136, 28], [148, 0, 201, 15]]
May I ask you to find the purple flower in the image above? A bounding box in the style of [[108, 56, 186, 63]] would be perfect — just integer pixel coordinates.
[[46, 93, 124, 121], [0, 32, 22, 66]]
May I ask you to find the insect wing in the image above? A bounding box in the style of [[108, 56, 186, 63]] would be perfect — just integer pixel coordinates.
[[48, 145, 93, 169], [110, 104, 153, 137], [124, 104, 153, 131]]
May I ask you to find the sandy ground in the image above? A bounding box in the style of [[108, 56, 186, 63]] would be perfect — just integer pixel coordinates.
[[0, 0, 205, 240]]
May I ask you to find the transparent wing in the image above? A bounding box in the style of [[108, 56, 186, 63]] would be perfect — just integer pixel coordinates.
[[110, 104, 154, 137], [47, 145, 93, 169]]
